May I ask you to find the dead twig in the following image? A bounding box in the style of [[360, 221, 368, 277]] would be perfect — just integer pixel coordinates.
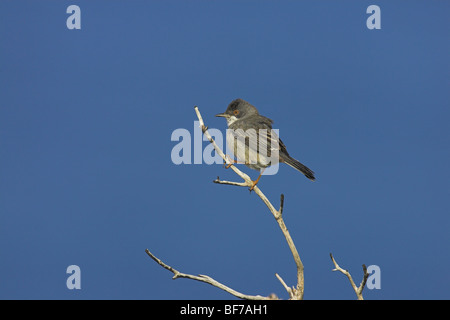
[[145, 249, 271, 300], [330, 253, 369, 300]]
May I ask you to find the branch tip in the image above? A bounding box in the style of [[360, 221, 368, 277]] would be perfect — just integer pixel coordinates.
[[279, 194, 285, 216]]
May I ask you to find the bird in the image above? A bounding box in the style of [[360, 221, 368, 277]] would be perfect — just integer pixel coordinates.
[[216, 98, 315, 190]]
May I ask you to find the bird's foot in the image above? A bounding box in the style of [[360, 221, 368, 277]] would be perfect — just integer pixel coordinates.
[[249, 180, 258, 192], [224, 155, 237, 169], [248, 172, 263, 192]]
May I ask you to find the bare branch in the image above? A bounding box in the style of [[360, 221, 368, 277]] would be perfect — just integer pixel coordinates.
[[329, 253, 369, 300], [147, 105, 369, 300], [213, 177, 249, 187], [275, 273, 293, 299], [145, 249, 271, 300], [194, 106, 305, 299], [146, 106, 305, 300]]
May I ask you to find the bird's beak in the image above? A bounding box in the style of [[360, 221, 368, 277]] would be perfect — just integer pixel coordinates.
[[215, 112, 228, 118]]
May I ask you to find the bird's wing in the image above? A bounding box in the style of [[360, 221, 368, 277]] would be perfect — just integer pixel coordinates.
[[228, 122, 282, 157]]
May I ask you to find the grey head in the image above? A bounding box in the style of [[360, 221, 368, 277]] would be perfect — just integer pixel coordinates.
[[216, 98, 271, 127]]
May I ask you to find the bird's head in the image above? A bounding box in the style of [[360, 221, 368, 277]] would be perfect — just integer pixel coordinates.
[[216, 99, 259, 126]]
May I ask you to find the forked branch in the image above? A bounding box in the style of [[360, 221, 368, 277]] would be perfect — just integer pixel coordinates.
[[145, 106, 305, 299], [330, 253, 369, 300]]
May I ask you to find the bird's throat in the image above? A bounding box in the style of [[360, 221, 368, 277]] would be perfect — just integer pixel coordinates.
[[226, 115, 238, 126]]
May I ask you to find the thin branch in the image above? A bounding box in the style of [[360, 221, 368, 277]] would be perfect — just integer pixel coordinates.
[[275, 273, 293, 299], [145, 249, 271, 300], [329, 253, 369, 300], [213, 177, 248, 187]]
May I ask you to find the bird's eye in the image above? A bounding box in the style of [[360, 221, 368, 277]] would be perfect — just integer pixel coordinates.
[[233, 110, 239, 116]]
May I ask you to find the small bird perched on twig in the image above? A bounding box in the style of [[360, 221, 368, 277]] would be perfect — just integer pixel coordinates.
[[216, 98, 315, 190]]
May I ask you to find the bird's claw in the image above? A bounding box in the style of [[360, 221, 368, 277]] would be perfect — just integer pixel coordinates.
[[223, 154, 235, 169]]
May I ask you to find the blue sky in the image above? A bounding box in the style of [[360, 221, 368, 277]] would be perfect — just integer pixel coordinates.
[[0, 1, 449, 299]]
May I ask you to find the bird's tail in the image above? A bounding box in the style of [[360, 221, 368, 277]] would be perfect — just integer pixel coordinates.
[[281, 155, 315, 181]]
